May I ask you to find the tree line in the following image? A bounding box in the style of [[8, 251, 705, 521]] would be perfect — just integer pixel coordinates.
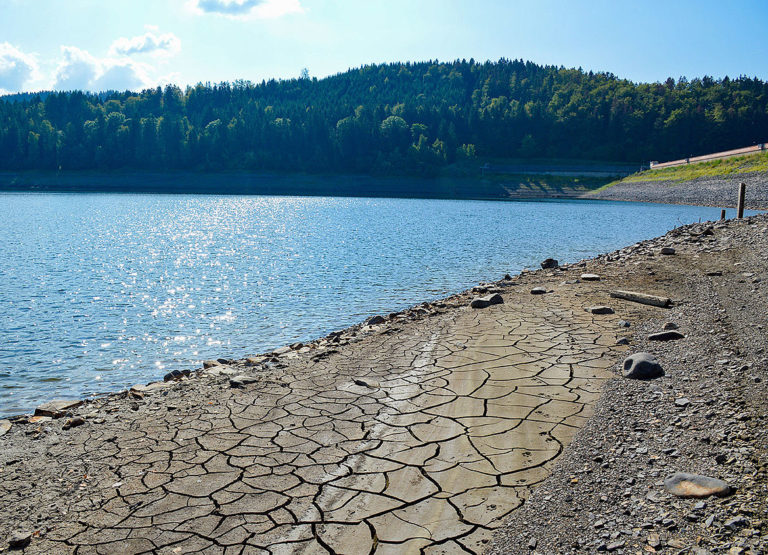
[[1, 59, 766, 176]]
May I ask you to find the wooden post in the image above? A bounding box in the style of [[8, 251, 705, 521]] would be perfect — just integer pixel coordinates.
[[737, 182, 746, 218], [721, 209, 726, 220]]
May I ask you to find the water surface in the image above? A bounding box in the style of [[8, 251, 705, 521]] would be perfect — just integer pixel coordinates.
[[0, 193, 755, 416]]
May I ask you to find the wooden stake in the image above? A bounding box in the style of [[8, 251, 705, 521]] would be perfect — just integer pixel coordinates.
[[737, 182, 746, 218], [721, 209, 726, 220]]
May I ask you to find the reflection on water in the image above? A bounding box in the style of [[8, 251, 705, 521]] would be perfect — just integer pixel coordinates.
[[0, 192, 752, 415]]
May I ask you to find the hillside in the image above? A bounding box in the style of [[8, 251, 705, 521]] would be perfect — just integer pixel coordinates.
[[1, 59, 767, 182]]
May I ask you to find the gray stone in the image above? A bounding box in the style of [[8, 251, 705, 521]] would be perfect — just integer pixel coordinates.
[[353, 378, 380, 388], [0, 419, 10, 437], [663, 322, 679, 330], [34, 399, 83, 418], [203, 360, 220, 368], [674, 397, 691, 407], [366, 315, 385, 326], [586, 306, 614, 315], [616, 338, 630, 345], [663, 472, 732, 498], [648, 330, 685, 341], [273, 345, 292, 356], [540, 258, 559, 269], [617, 320, 630, 328], [470, 293, 503, 308], [530, 287, 547, 295], [581, 273, 601, 281], [706, 270, 722, 276], [62, 416, 86, 430], [7, 530, 31, 550], [230, 375, 259, 388], [623, 353, 664, 380], [660, 247, 676, 255]]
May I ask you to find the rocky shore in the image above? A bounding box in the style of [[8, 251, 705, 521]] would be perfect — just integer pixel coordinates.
[[0, 214, 766, 554], [588, 172, 768, 210]]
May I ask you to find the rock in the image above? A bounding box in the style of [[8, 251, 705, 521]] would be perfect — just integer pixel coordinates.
[[660, 247, 676, 255], [530, 287, 547, 295], [163, 369, 190, 382], [28, 415, 52, 424], [202, 360, 220, 368], [273, 346, 292, 356], [34, 399, 83, 418], [663, 472, 733, 498], [0, 419, 11, 437], [662, 322, 679, 330], [586, 306, 614, 315], [7, 530, 32, 550], [581, 273, 601, 281], [648, 330, 685, 341], [623, 353, 664, 380], [229, 375, 259, 388], [503, 273, 512, 280], [131, 382, 171, 394], [647, 533, 661, 549], [724, 516, 747, 530], [674, 398, 691, 407], [617, 320, 630, 327], [606, 541, 625, 552], [706, 270, 722, 276], [62, 416, 85, 430], [470, 293, 503, 309], [616, 338, 630, 345], [366, 315, 385, 326], [353, 378, 380, 388], [540, 258, 559, 269]]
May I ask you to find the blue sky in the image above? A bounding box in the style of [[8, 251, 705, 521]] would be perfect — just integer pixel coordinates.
[[1, 0, 767, 94]]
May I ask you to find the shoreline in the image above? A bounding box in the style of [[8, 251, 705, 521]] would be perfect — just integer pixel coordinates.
[[1, 214, 766, 553]]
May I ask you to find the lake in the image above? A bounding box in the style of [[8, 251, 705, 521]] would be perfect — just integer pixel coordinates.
[[0, 193, 755, 416]]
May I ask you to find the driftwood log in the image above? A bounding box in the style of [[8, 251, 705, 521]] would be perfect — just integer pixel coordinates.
[[609, 290, 672, 308]]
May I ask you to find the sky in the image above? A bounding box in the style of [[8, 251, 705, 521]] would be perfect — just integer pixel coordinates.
[[1, 0, 767, 95]]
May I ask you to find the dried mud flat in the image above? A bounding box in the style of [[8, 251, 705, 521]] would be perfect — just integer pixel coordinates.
[[1, 214, 766, 555]]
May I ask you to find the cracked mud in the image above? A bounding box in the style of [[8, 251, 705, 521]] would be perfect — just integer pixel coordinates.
[[1, 284, 624, 554]]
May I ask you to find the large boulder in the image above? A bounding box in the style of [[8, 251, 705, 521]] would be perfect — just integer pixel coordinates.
[[622, 353, 664, 380], [540, 258, 559, 269]]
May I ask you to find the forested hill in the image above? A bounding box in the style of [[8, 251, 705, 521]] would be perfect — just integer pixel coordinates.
[[1, 59, 767, 176]]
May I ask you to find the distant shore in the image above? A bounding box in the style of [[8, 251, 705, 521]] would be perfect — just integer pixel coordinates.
[[0, 169, 608, 201]]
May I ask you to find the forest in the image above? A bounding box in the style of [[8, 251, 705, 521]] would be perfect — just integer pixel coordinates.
[[1, 58, 766, 176]]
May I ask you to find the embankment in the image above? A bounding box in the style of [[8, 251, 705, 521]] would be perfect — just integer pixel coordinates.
[[588, 171, 768, 209]]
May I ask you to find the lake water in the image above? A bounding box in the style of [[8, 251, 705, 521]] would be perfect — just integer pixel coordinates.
[[0, 193, 756, 416]]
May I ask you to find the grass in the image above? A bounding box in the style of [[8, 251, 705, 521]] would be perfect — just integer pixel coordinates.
[[597, 150, 768, 191]]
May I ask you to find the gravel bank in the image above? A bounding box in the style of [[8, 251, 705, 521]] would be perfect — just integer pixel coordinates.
[[588, 172, 768, 209], [490, 214, 768, 555]]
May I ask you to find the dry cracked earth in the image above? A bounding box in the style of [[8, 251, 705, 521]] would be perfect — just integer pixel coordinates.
[[0, 270, 627, 554]]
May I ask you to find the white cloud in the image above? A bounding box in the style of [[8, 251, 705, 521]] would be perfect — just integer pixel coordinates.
[[53, 46, 152, 92], [191, 0, 304, 19], [109, 30, 181, 57], [0, 42, 39, 93]]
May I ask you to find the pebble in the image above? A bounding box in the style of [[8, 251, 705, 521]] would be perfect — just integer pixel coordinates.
[[586, 306, 614, 315], [617, 320, 630, 328], [623, 352, 664, 380], [366, 315, 385, 326], [470, 293, 503, 308], [34, 399, 83, 418], [663, 472, 733, 498], [7, 530, 32, 550], [229, 375, 259, 388], [648, 330, 685, 341], [62, 416, 86, 430]]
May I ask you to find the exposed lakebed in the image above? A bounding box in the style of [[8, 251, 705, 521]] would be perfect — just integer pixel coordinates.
[[0, 192, 758, 416]]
